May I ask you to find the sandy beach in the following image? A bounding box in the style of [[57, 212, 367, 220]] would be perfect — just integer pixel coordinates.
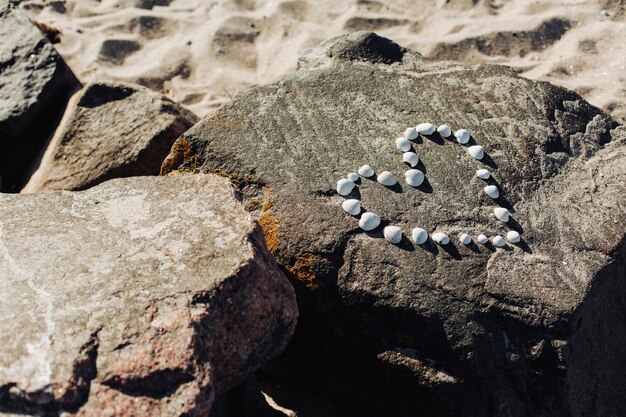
[[17, 0, 625, 122]]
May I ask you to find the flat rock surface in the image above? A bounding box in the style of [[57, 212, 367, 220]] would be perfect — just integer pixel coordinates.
[[162, 32, 626, 416], [0, 0, 80, 191], [0, 174, 298, 416], [23, 81, 198, 193]]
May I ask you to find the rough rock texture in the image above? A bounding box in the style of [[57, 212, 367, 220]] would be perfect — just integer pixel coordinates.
[[0, 0, 80, 192], [22, 81, 198, 193], [162, 32, 626, 417], [0, 174, 298, 416]]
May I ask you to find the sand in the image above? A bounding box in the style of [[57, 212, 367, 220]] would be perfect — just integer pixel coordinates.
[[18, 0, 625, 123]]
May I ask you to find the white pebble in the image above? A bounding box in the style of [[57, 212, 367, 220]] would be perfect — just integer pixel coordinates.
[[455, 129, 470, 144], [477, 234, 488, 244], [476, 169, 491, 179], [341, 199, 361, 215], [347, 172, 359, 182], [404, 127, 419, 140], [459, 233, 472, 245], [416, 122, 435, 135], [437, 124, 451, 138], [506, 231, 521, 243], [378, 171, 397, 186], [405, 169, 425, 187], [337, 179, 355, 196], [468, 145, 484, 160], [492, 235, 506, 247], [359, 212, 381, 231], [432, 232, 450, 245], [358, 165, 374, 177], [494, 207, 510, 222], [384, 226, 403, 244], [484, 185, 499, 199], [412, 228, 428, 245], [396, 137, 411, 152], [402, 152, 419, 167]]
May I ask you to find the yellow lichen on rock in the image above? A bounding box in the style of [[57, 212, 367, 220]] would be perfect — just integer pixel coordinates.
[[160, 138, 199, 175], [284, 253, 319, 291], [259, 210, 280, 255]]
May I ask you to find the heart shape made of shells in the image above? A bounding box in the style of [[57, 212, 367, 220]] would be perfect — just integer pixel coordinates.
[[336, 123, 522, 248]]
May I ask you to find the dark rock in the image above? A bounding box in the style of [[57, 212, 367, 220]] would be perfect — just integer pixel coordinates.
[[0, 174, 298, 416], [161, 32, 626, 416], [22, 81, 198, 192], [0, 0, 81, 192]]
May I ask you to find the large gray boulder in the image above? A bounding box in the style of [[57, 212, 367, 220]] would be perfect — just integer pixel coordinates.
[[22, 81, 198, 193], [161, 32, 626, 417], [0, 0, 81, 192], [0, 174, 298, 416]]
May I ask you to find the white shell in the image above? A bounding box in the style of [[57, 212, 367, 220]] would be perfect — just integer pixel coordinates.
[[506, 230, 521, 243], [492, 235, 506, 247], [378, 171, 397, 186], [477, 234, 489, 244], [476, 169, 491, 179], [416, 123, 435, 135], [484, 185, 499, 199], [455, 129, 470, 144], [459, 233, 472, 245], [384, 226, 403, 244], [359, 212, 381, 231], [341, 199, 361, 216], [432, 232, 450, 245], [337, 179, 355, 196], [405, 169, 425, 187], [347, 172, 359, 182], [402, 152, 419, 167], [358, 165, 374, 177], [437, 124, 451, 138], [412, 228, 428, 245], [494, 207, 510, 222], [396, 137, 411, 152], [468, 145, 484, 160], [404, 127, 419, 140]]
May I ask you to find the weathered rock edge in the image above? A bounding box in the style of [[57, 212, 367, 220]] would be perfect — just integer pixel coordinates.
[[161, 32, 625, 416], [0, 174, 298, 416]]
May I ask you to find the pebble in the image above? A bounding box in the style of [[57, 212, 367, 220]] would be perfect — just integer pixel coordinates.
[[455, 129, 470, 144], [358, 165, 374, 177], [337, 179, 355, 196], [384, 226, 403, 244], [359, 212, 381, 231], [396, 137, 411, 152], [412, 228, 428, 244]]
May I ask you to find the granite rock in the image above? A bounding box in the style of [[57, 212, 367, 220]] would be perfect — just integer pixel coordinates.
[[23, 81, 198, 193], [161, 32, 625, 416], [0, 174, 298, 416], [0, 0, 80, 192]]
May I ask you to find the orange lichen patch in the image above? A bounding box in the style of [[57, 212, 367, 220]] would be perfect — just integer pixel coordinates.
[[261, 200, 273, 211], [260, 187, 274, 211], [259, 210, 280, 254], [160, 138, 199, 175], [284, 253, 319, 291]]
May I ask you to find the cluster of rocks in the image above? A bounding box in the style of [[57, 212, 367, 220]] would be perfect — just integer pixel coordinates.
[[2, 2, 625, 416], [1, 2, 297, 416]]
